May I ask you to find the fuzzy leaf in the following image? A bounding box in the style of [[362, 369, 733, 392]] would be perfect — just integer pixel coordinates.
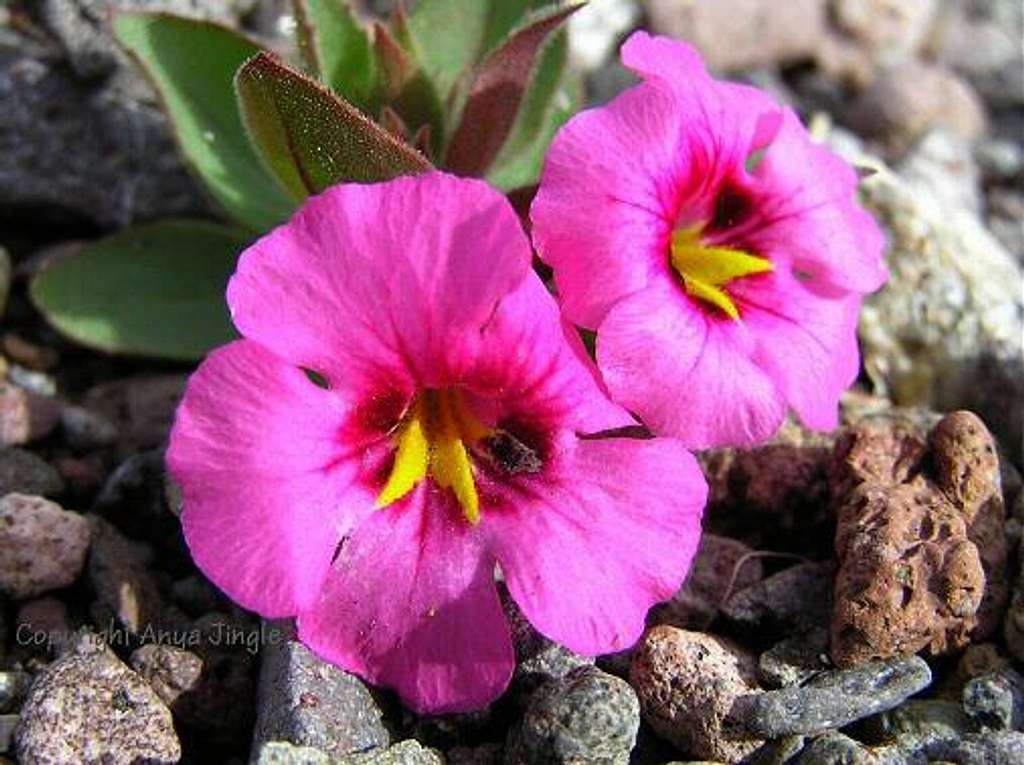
[[30, 221, 249, 360], [488, 63, 582, 190], [235, 53, 431, 199], [292, 0, 379, 111], [373, 21, 446, 154], [445, 3, 583, 177], [112, 12, 294, 232]]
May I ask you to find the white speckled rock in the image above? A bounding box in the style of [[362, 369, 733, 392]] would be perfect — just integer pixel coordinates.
[[830, 135, 1024, 464], [0, 494, 90, 600], [15, 634, 180, 764]]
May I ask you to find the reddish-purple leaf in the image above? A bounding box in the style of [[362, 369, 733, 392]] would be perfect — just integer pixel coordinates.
[[445, 3, 583, 176]]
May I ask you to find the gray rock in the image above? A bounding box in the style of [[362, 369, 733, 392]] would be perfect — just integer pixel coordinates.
[[253, 622, 389, 758], [59, 405, 118, 452], [644, 0, 828, 72], [858, 699, 970, 757], [15, 633, 181, 764], [798, 731, 905, 765], [39, 0, 250, 80], [963, 669, 1024, 731], [928, 0, 1024, 106], [758, 628, 830, 689], [630, 626, 764, 762], [987, 188, 1024, 265], [897, 130, 982, 215], [505, 665, 639, 765], [731, 656, 932, 737], [343, 740, 445, 764], [0, 671, 30, 713], [0, 32, 204, 228], [922, 730, 1024, 764], [15, 597, 73, 656], [1006, 536, 1024, 664], [254, 741, 331, 765], [828, 0, 937, 66], [0, 494, 90, 600], [504, 591, 593, 706], [846, 61, 987, 151], [0, 447, 63, 497], [86, 514, 162, 634], [653, 533, 763, 631], [0, 715, 14, 755], [975, 138, 1024, 182], [720, 561, 834, 642]]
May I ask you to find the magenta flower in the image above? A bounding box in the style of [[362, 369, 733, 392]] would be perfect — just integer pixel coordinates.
[[167, 172, 706, 713], [531, 32, 888, 448]]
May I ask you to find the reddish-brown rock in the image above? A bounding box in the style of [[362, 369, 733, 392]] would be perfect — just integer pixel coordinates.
[[630, 626, 764, 761], [829, 411, 1008, 666]]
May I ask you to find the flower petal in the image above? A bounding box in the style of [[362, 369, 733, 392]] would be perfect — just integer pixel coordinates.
[[469, 273, 632, 435], [530, 82, 679, 328], [167, 340, 374, 616], [745, 109, 888, 294], [228, 172, 532, 388], [297, 491, 514, 714], [596, 280, 788, 447], [483, 435, 706, 654], [733, 269, 863, 430]]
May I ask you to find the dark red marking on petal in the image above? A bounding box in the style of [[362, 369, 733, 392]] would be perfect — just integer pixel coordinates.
[[710, 183, 753, 232]]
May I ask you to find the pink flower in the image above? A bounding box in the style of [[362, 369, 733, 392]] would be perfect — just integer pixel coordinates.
[[531, 32, 888, 449], [167, 172, 706, 713]]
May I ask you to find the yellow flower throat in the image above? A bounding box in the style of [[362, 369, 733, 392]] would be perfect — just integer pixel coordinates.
[[376, 389, 489, 524], [669, 226, 773, 319]]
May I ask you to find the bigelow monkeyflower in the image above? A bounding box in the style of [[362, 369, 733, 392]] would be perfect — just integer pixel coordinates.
[[531, 32, 888, 448], [168, 172, 706, 713]]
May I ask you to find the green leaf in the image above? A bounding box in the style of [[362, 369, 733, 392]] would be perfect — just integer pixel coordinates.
[[235, 53, 431, 199], [292, 0, 380, 112], [30, 221, 250, 361], [446, 3, 583, 177], [113, 12, 295, 232], [488, 62, 582, 190], [408, 0, 548, 103]]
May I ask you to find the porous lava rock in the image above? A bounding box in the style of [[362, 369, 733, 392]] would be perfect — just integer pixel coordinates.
[[829, 411, 1008, 666]]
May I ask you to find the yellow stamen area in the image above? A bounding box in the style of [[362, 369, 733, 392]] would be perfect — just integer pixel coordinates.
[[670, 227, 773, 320], [375, 389, 487, 524]]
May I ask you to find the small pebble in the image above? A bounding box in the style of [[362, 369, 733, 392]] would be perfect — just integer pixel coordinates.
[[758, 627, 830, 689], [731, 656, 932, 737], [252, 622, 389, 759], [0, 447, 63, 497], [0, 715, 15, 756], [86, 515, 161, 634], [862, 699, 970, 758], [0, 672, 29, 714], [721, 561, 834, 642], [505, 665, 639, 764], [0, 383, 60, 446], [797, 731, 905, 765], [255, 741, 330, 764], [0, 494, 90, 600], [962, 668, 1024, 731], [59, 404, 118, 451]]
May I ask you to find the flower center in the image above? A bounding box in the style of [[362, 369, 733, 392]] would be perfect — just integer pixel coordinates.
[[669, 226, 773, 319], [376, 389, 489, 524]]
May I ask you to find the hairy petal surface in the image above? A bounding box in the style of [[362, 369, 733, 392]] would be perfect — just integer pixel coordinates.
[[168, 340, 372, 616], [596, 281, 788, 448], [228, 173, 532, 389], [484, 436, 706, 654], [298, 492, 513, 714]]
